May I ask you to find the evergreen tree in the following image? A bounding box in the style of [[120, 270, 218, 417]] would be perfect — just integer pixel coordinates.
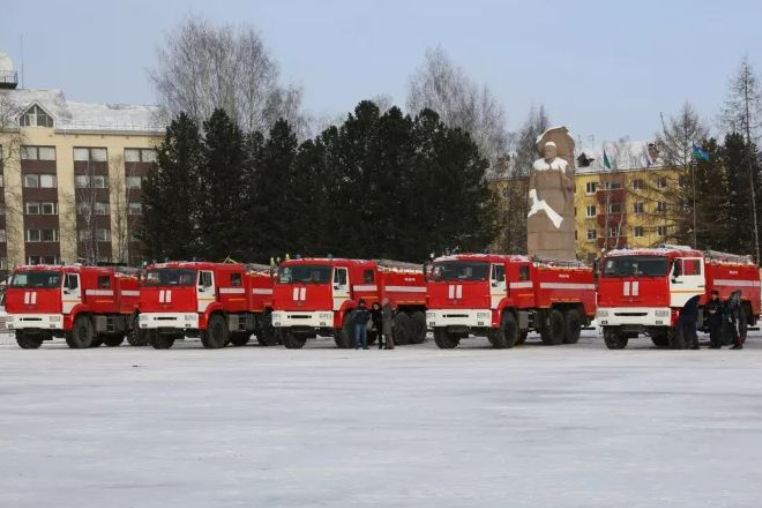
[[198, 108, 247, 260], [723, 133, 760, 255], [140, 113, 202, 261]]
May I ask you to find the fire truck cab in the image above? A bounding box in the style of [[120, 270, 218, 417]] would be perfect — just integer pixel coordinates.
[[6, 264, 140, 349], [272, 258, 427, 349], [596, 246, 761, 349], [137, 261, 276, 349], [426, 254, 596, 349]]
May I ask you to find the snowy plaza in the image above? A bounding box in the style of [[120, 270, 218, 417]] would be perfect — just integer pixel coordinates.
[[1, 331, 761, 507]]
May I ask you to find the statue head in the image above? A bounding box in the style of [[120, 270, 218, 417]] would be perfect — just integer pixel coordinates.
[[543, 141, 558, 161]]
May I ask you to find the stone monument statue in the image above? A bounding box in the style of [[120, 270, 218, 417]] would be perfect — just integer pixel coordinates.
[[527, 126, 576, 260]]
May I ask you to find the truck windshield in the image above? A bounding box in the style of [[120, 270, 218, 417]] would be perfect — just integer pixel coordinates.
[[143, 269, 197, 286], [10, 271, 62, 288], [278, 265, 332, 284], [431, 261, 490, 281], [602, 256, 668, 278]]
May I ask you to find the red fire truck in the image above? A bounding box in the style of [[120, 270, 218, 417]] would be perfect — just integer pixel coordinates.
[[426, 254, 596, 349], [597, 246, 761, 349], [6, 264, 140, 349], [137, 261, 276, 349], [272, 258, 427, 349]]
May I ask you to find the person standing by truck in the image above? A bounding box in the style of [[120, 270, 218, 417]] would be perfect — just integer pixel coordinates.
[[382, 298, 395, 350], [678, 295, 700, 350], [353, 299, 371, 350], [706, 290, 724, 349], [371, 302, 383, 349], [727, 291, 747, 349]]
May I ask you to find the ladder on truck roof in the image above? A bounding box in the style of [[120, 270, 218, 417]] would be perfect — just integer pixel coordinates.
[[246, 263, 273, 273], [704, 250, 753, 264], [532, 256, 588, 268], [374, 259, 423, 271]]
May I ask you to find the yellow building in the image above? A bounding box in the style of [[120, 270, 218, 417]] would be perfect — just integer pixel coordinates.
[[0, 51, 164, 272]]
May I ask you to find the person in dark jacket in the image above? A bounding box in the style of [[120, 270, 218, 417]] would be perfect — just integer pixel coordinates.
[[353, 299, 371, 350], [678, 295, 700, 350], [371, 302, 383, 349], [706, 290, 724, 349], [381, 297, 395, 350], [727, 291, 747, 349]]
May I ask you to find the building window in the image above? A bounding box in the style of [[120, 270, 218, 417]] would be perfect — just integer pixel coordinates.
[[0, 174, 4, 187], [125, 148, 157, 163], [633, 226, 644, 237], [585, 182, 597, 195], [634, 202, 644, 214], [22, 174, 57, 188], [95, 228, 111, 242], [94, 202, 110, 215], [0, 229, 5, 242], [608, 227, 620, 238], [74, 147, 108, 162], [27, 256, 59, 265], [608, 203, 623, 214], [656, 202, 667, 213], [586, 205, 596, 218], [74, 175, 109, 188], [586, 228, 597, 241], [20, 145, 56, 160], [0, 257, 6, 269], [19, 105, 54, 128], [26, 229, 59, 242], [678, 175, 688, 188], [657, 177, 668, 189], [25, 202, 57, 215], [632, 179, 644, 190], [78, 230, 91, 241], [128, 202, 142, 215], [603, 181, 622, 190], [657, 226, 667, 237], [126, 176, 143, 189]]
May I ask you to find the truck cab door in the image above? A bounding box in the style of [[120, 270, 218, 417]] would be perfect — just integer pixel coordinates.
[[62, 273, 81, 313], [670, 257, 705, 307], [332, 267, 350, 311], [490, 263, 507, 309], [197, 270, 215, 313]]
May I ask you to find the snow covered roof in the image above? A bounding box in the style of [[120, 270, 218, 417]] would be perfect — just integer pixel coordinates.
[[0, 88, 163, 134]]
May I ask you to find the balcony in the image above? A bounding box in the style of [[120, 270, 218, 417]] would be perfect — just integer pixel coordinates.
[[597, 212, 626, 228], [596, 188, 626, 204], [0, 70, 18, 89]]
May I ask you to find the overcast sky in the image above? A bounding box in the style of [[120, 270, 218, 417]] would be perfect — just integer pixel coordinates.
[[2, 0, 762, 143]]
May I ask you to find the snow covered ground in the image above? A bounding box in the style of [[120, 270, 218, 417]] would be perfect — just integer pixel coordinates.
[[1, 331, 761, 507]]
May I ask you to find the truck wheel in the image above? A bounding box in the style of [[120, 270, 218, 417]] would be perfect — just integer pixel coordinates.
[[517, 330, 529, 345], [650, 332, 669, 348], [540, 309, 565, 346], [563, 308, 583, 344], [490, 312, 519, 349], [229, 332, 251, 347], [15, 331, 43, 349], [434, 328, 459, 349], [670, 327, 687, 350], [127, 314, 148, 346], [283, 330, 306, 349], [410, 311, 427, 344], [603, 327, 628, 349], [151, 334, 175, 349], [103, 334, 125, 347], [201, 314, 228, 349], [334, 314, 355, 349], [256, 312, 279, 346], [393, 312, 412, 345], [66, 315, 94, 349]]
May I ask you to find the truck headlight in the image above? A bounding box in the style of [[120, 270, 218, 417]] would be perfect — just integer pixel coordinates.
[[139, 315, 147, 322], [185, 314, 196, 321], [655, 310, 670, 317], [477, 312, 491, 320], [597, 310, 609, 317], [319, 313, 333, 320], [49, 316, 59, 322]]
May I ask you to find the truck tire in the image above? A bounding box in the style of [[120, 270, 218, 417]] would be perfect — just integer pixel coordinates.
[[650, 331, 670, 348], [393, 312, 412, 345], [670, 327, 687, 350], [66, 315, 94, 349], [201, 314, 228, 349], [490, 312, 519, 349], [540, 309, 565, 346], [434, 328, 459, 349], [15, 331, 43, 349], [151, 334, 176, 349], [283, 330, 307, 349], [563, 308, 583, 344], [127, 315, 148, 346], [103, 334, 125, 347], [603, 327, 628, 349], [517, 330, 529, 345], [256, 312, 279, 346], [409, 311, 427, 344], [229, 332, 251, 347], [334, 314, 355, 349]]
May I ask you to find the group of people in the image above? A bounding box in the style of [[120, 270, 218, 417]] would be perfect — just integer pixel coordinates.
[[679, 290, 748, 350], [350, 299, 395, 350]]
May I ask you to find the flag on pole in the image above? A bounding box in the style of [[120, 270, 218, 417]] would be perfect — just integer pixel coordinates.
[[692, 143, 710, 161], [603, 149, 613, 170]]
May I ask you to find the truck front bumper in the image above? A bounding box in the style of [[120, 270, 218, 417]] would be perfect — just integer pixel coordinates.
[[7, 314, 64, 331], [426, 309, 492, 330], [596, 307, 672, 328], [272, 310, 334, 329], [139, 312, 198, 330]]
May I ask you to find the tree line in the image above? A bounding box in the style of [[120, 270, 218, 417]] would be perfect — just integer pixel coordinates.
[[140, 102, 496, 264]]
